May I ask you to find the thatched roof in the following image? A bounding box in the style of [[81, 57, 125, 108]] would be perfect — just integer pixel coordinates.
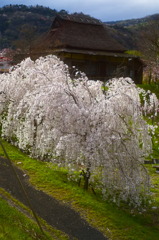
[[35, 14, 126, 53]]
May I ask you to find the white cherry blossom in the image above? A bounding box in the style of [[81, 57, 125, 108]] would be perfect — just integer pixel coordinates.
[[0, 55, 158, 207]]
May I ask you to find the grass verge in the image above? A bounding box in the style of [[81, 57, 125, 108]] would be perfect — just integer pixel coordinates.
[[0, 188, 68, 240], [137, 83, 159, 98], [0, 139, 159, 240]]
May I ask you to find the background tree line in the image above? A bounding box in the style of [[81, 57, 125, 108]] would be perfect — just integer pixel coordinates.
[[1, 4, 159, 51], [0, 4, 68, 49], [1, 4, 159, 83]]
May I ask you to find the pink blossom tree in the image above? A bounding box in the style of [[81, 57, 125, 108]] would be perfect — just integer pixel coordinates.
[[0, 55, 158, 207]]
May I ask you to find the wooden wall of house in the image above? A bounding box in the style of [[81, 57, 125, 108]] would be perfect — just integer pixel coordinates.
[[20, 49, 143, 84], [59, 52, 143, 84]]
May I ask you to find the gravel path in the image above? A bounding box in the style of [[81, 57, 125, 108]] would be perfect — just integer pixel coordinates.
[[0, 156, 107, 240]]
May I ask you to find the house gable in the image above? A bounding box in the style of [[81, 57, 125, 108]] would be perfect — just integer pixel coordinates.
[[31, 14, 143, 83], [47, 15, 126, 52]]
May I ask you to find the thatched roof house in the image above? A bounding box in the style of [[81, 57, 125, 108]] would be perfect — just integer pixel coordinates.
[[32, 14, 143, 83]]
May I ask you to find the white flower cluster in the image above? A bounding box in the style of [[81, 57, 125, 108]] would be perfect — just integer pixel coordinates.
[[0, 55, 155, 207], [138, 88, 159, 116]]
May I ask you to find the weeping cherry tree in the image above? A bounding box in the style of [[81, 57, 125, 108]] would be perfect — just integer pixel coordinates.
[[0, 55, 158, 207]]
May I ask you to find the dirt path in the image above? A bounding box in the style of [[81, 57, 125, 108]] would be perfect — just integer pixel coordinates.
[[0, 156, 107, 240]]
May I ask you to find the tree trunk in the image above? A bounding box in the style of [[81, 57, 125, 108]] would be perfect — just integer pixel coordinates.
[[82, 168, 90, 190]]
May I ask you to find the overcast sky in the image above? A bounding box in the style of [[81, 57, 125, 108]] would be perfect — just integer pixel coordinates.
[[0, 0, 159, 21]]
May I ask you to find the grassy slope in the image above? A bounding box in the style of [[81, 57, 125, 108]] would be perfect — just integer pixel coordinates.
[[0, 197, 44, 240], [0, 189, 68, 240], [138, 83, 159, 99], [0, 139, 159, 240]]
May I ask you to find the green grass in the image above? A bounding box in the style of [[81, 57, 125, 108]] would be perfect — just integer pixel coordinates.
[[0, 190, 68, 240], [0, 139, 159, 240], [138, 83, 159, 98], [145, 165, 159, 205], [0, 197, 41, 240]]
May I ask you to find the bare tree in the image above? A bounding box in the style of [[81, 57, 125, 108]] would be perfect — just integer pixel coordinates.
[[138, 18, 159, 83], [13, 24, 38, 62]]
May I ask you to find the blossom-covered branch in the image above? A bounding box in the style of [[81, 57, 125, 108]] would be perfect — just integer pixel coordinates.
[[0, 55, 158, 207]]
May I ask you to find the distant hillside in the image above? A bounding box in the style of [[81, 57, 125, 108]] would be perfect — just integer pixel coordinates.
[[105, 14, 159, 27], [1, 4, 159, 53], [0, 4, 67, 49], [104, 14, 159, 49]]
